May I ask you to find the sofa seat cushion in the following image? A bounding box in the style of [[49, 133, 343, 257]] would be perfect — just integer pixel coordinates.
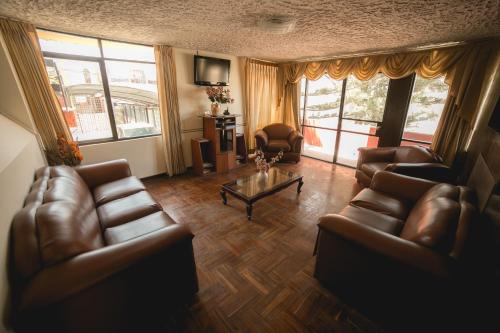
[[104, 211, 176, 245], [93, 176, 145, 206], [350, 188, 410, 220], [361, 162, 389, 178], [97, 191, 162, 228], [267, 139, 291, 152], [340, 205, 404, 235]]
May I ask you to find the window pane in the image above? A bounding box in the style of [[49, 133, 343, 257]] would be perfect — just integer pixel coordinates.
[[105, 61, 161, 138], [44, 58, 113, 141], [303, 75, 342, 129], [302, 127, 336, 162], [337, 132, 379, 167], [341, 119, 378, 135], [102, 40, 155, 62], [38, 30, 100, 57], [343, 73, 389, 122], [403, 76, 448, 143]]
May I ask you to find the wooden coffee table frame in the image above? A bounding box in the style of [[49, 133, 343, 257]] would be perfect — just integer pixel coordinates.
[[220, 175, 304, 220]]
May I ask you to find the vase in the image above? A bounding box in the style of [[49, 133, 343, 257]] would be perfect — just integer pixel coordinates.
[[223, 104, 230, 115], [257, 169, 268, 184], [211, 103, 220, 116]]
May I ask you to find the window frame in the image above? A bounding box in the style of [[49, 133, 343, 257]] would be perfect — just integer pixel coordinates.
[[38, 28, 161, 145]]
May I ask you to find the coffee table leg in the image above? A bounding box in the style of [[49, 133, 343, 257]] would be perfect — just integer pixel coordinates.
[[297, 179, 304, 193], [220, 189, 227, 205], [246, 204, 253, 221]]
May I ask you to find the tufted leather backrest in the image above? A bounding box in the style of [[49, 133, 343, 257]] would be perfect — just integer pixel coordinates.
[[393, 146, 436, 163], [11, 166, 104, 278], [263, 123, 293, 140]]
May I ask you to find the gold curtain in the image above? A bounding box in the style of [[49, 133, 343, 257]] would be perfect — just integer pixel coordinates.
[[241, 58, 279, 149], [154, 45, 186, 176], [431, 41, 498, 165], [278, 42, 496, 165], [0, 18, 71, 153]]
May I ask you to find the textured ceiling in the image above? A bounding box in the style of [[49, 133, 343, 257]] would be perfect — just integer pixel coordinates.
[[0, 0, 499, 61]]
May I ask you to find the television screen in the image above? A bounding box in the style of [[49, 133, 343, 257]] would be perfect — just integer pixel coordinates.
[[194, 55, 230, 86], [489, 97, 500, 132]]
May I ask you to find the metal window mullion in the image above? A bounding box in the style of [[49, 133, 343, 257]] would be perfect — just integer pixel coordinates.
[[98, 56, 119, 140], [333, 79, 347, 163]]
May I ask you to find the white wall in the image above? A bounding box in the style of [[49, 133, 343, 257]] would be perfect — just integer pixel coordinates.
[[80, 48, 245, 176], [80, 135, 166, 179], [0, 32, 46, 332]]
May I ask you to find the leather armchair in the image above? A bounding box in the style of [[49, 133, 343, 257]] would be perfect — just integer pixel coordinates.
[[255, 123, 303, 163], [355, 146, 454, 186], [10, 160, 198, 332], [314, 171, 476, 329]]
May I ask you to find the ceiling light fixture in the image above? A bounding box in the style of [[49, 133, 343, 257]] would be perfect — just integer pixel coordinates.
[[257, 15, 296, 34]]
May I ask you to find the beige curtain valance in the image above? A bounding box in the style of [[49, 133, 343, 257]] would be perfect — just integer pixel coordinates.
[[279, 45, 469, 84]]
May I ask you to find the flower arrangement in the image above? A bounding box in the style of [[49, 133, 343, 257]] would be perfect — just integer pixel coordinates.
[[254, 150, 283, 172], [46, 135, 83, 166], [205, 86, 235, 104]]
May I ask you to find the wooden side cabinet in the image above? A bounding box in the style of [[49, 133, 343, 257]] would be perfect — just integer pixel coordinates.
[[191, 138, 214, 175]]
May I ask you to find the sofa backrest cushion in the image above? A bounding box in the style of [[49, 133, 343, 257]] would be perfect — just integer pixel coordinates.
[[12, 166, 104, 277], [264, 123, 293, 140], [401, 197, 460, 252], [394, 146, 436, 163]]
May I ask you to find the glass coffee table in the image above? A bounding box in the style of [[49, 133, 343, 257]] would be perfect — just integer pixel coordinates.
[[220, 168, 304, 220]]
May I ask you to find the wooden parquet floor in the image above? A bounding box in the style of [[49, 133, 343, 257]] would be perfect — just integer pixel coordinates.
[[143, 157, 384, 333]]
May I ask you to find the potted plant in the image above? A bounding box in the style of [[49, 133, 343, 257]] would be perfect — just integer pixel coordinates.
[[206, 86, 235, 115]]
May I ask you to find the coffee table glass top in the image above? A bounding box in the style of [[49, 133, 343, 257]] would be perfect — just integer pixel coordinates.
[[222, 168, 302, 199]]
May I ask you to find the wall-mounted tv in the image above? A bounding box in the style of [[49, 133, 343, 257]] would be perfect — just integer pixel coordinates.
[[488, 96, 500, 133], [194, 55, 230, 86]]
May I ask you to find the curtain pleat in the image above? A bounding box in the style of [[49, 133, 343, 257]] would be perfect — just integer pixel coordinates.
[[241, 58, 279, 149], [0, 18, 71, 154], [154, 45, 186, 176]]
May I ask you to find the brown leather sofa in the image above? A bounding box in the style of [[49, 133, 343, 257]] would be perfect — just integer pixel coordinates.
[[10, 159, 198, 333], [356, 146, 453, 186], [255, 123, 303, 162], [314, 171, 475, 331]]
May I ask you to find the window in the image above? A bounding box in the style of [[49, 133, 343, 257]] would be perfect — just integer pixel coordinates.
[[300, 74, 389, 166], [38, 29, 161, 143], [401, 75, 449, 146]]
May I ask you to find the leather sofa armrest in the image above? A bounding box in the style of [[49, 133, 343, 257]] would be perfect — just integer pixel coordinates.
[[255, 130, 269, 150], [75, 159, 132, 189], [385, 162, 455, 183], [20, 224, 193, 310], [357, 147, 396, 170], [288, 130, 304, 153], [318, 214, 453, 278], [370, 171, 438, 202]]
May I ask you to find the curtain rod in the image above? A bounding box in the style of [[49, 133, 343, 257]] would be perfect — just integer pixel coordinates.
[[277, 37, 498, 64]]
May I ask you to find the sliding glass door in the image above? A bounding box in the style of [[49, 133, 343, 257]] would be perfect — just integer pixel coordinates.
[[301, 74, 389, 166]]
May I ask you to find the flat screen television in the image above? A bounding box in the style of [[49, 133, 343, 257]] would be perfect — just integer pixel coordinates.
[[488, 96, 500, 132], [194, 55, 230, 86]]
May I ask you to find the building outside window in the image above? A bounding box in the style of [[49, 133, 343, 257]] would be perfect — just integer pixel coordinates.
[[38, 29, 161, 143]]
